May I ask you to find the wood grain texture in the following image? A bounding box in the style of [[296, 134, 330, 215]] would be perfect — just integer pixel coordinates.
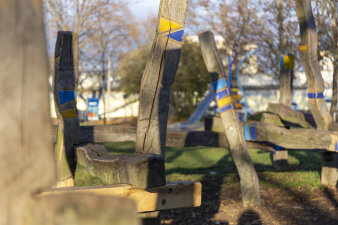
[[199, 31, 260, 207], [24, 194, 140, 225], [295, 0, 332, 130], [261, 113, 285, 127], [267, 103, 312, 128], [136, 0, 189, 157], [53, 31, 80, 187], [37, 181, 202, 213], [75, 144, 166, 189], [0, 1, 56, 224]]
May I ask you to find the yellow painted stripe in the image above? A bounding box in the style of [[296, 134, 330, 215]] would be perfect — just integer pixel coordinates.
[[300, 45, 307, 51], [235, 103, 243, 109], [217, 96, 232, 108], [55, 55, 60, 64], [159, 18, 182, 33], [61, 109, 77, 118]]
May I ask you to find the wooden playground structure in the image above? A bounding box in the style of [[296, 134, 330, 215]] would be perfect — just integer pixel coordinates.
[[0, 0, 337, 225]]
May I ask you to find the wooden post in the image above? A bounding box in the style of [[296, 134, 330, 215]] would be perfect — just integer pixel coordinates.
[[54, 31, 80, 187], [295, 0, 337, 186], [106, 58, 112, 122], [199, 31, 260, 207], [274, 54, 295, 170], [135, 0, 189, 158]]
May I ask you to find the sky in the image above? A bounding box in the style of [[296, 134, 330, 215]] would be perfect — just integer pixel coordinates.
[[129, 0, 161, 19]]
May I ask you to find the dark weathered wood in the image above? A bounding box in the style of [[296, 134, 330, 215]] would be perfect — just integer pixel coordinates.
[[320, 152, 338, 187], [267, 103, 312, 128], [244, 122, 338, 151], [136, 0, 189, 157], [295, 0, 332, 130], [53, 31, 80, 187], [295, 0, 337, 186], [25, 194, 140, 225], [75, 144, 166, 189], [279, 54, 294, 106], [0, 1, 57, 224], [199, 31, 260, 207], [37, 181, 202, 213]]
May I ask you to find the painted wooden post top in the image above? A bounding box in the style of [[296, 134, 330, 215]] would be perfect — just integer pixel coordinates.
[[280, 54, 295, 71]]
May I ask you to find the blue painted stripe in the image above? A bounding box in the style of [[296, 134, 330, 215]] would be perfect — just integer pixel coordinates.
[[274, 145, 285, 151], [215, 89, 230, 100], [59, 91, 76, 104], [165, 30, 184, 42], [219, 104, 233, 113], [335, 141, 338, 151], [249, 126, 257, 141], [244, 124, 251, 141], [213, 78, 227, 91], [280, 56, 284, 70], [308, 92, 324, 99]]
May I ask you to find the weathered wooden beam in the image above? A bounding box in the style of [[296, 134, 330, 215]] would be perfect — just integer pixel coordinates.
[[199, 31, 260, 207], [53, 31, 80, 187], [267, 103, 312, 128], [0, 1, 57, 224], [37, 181, 202, 213], [295, 0, 332, 130], [279, 54, 295, 106], [75, 144, 165, 189], [244, 122, 338, 152], [25, 194, 140, 225], [136, 0, 189, 157], [295, 0, 337, 186], [261, 113, 285, 127]]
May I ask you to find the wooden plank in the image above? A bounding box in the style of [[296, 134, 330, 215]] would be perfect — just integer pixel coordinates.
[[198, 31, 260, 207], [75, 144, 166, 189], [0, 1, 57, 224], [37, 181, 202, 213], [279, 54, 294, 106], [244, 122, 338, 152], [261, 113, 285, 127], [53, 31, 80, 187], [267, 103, 312, 128], [25, 194, 140, 225], [136, 0, 189, 157], [295, 0, 332, 130]]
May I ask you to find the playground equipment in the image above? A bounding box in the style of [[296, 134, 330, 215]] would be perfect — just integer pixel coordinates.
[[50, 1, 201, 224]]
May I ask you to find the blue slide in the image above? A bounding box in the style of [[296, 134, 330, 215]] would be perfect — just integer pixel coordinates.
[[180, 85, 215, 129]]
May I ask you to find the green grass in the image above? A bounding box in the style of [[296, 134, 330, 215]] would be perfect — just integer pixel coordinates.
[[75, 142, 325, 191]]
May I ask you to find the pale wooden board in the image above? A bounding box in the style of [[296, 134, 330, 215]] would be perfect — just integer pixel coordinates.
[[0, 1, 56, 224], [37, 181, 202, 213], [199, 31, 261, 207], [136, 0, 189, 157], [279, 54, 294, 106]]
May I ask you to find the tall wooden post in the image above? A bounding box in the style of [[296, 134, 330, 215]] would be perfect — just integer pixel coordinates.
[[199, 31, 260, 207], [274, 54, 295, 170], [54, 31, 80, 187], [0, 0, 56, 224], [135, 0, 189, 158], [295, 0, 337, 186], [106, 58, 112, 122]]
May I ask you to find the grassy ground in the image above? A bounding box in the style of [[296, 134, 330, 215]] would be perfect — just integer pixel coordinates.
[[75, 141, 324, 193]]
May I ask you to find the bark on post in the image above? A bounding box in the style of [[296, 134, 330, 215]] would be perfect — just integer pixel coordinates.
[[199, 31, 260, 207], [54, 31, 80, 187], [135, 0, 189, 158], [295, 0, 337, 186]]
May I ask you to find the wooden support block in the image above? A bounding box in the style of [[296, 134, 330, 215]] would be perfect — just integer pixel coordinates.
[[267, 103, 312, 128], [295, 0, 332, 130], [54, 31, 80, 187], [320, 152, 338, 187], [0, 1, 57, 224], [272, 146, 288, 171], [261, 113, 285, 127], [199, 31, 260, 207], [136, 0, 189, 157], [25, 194, 140, 225], [75, 144, 166, 189], [279, 54, 295, 106], [37, 181, 202, 213]]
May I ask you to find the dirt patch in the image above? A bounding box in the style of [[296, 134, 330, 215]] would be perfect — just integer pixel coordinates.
[[161, 179, 338, 225]]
